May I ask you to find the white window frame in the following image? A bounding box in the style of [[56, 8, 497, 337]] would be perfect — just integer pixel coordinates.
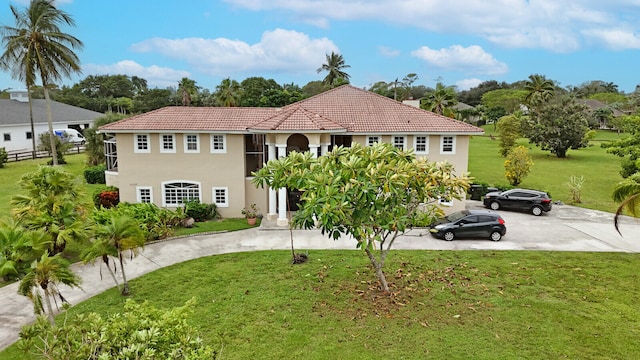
[[212, 187, 229, 208], [393, 135, 407, 150], [136, 186, 153, 204], [438, 197, 454, 207], [414, 135, 429, 154], [184, 134, 200, 153], [366, 135, 380, 146], [161, 181, 202, 207], [160, 134, 176, 153], [440, 135, 456, 154], [210, 134, 227, 154], [134, 134, 150, 153]]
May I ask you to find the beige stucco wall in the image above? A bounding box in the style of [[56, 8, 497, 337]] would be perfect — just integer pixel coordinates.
[[112, 133, 248, 218]]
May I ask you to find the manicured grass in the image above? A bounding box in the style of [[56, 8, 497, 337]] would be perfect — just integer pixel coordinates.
[[469, 128, 628, 213], [172, 218, 259, 236], [0, 153, 101, 216], [2, 250, 639, 359]]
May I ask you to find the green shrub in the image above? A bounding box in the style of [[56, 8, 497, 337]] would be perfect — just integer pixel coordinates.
[[93, 202, 186, 241], [0, 147, 7, 168], [84, 165, 106, 184], [184, 199, 218, 222]]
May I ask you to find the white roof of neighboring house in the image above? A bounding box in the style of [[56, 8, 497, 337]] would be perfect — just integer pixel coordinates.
[[0, 98, 103, 126]]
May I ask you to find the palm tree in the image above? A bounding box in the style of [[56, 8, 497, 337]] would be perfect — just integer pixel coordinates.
[[0, 219, 49, 281], [0, 0, 83, 166], [177, 77, 198, 106], [420, 82, 458, 117], [80, 234, 122, 292], [316, 51, 351, 87], [524, 74, 555, 107], [18, 252, 81, 324], [612, 172, 640, 234], [92, 214, 145, 295], [214, 78, 242, 107], [12, 166, 89, 255]]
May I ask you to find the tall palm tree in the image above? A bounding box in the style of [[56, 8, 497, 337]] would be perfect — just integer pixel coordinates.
[[215, 78, 242, 107], [420, 82, 458, 117], [612, 172, 640, 234], [0, 0, 83, 166], [18, 252, 81, 324], [177, 77, 198, 106], [80, 233, 122, 292], [524, 74, 555, 107], [92, 214, 145, 295], [317, 51, 351, 87]]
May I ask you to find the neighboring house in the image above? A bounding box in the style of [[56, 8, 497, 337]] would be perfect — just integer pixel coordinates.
[[0, 90, 103, 152], [576, 98, 626, 129], [99, 85, 483, 226]]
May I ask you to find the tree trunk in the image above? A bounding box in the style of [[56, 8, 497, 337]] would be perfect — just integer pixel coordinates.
[[364, 247, 389, 292], [103, 256, 121, 292], [43, 287, 55, 325], [118, 251, 130, 296], [43, 85, 58, 166], [27, 86, 37, 159]]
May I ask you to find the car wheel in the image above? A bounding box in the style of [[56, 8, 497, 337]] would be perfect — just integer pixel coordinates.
[[444, 231, 455, 241], [490, 231, 502, 241], [490, 201, 500, 210], [531, 206, 543, 216]]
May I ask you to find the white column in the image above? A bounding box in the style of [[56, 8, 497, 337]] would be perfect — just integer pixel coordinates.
[[267, 143, 277, 221], [309, 144, 319, 158], [276, 144, 288, 226], [321, 143, 329, 156]]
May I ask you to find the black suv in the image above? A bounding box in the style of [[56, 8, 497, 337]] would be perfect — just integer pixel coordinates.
[[483, 188, 552, 216], [429, 209, 506, 241]]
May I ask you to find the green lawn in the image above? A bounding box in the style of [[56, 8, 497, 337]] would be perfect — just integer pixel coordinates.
[[2, 250, 639, 359], [469, 127, 628, 213]]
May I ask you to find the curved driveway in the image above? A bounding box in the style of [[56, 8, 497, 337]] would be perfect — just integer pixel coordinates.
[[1, 201, 639, 351]]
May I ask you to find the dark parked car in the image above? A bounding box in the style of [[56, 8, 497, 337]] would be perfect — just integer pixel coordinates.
[[483, 188, 552, 216], [429, 209, 506, 241]]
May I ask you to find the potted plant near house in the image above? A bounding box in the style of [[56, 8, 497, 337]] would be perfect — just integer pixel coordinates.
[[241, 204, 259, 225]]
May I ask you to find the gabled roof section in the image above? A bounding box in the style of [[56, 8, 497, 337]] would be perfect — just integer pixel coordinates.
[[250, 105, 345, 132], [0, 99, 103, 126], [282, 85, 483, 134], [99, 106, 279, 132]]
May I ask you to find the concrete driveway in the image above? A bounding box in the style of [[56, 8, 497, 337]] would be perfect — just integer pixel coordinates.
[[1, 201, 639, 351]]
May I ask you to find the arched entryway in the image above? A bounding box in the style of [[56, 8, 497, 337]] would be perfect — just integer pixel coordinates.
[[286, 134, 309, 211]]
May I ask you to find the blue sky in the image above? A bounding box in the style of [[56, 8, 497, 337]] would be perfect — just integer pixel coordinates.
[[2, 0, 640, 93]]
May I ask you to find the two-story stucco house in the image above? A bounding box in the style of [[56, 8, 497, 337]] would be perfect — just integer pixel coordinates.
[[99, 85, 483, 226]]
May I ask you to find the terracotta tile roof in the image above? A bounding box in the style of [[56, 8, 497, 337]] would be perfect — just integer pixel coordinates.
[[100, 85, 483, 134], [99, 107, 278, 132], [250, 105, 345, 131]]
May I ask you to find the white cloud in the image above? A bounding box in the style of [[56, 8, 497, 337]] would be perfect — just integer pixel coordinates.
[[83, 60, 191, 88], [582, 28, 640, 50], [456, 78, 484, 91], [130, 29, 338, 77], [378, 46, 400, 57], [223, 0, 640, 51], [411, 45, 509, 75]]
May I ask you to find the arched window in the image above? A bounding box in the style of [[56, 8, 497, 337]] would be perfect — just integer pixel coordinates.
[[162, 181, 201, 206]]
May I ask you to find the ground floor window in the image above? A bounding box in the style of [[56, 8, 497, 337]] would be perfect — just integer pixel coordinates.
[[331, 135, 352, 150], [162, 181, 201, 206], [3, 133, 10, 141], [136, 186, 153, 203], [212, 187, 229, 207]]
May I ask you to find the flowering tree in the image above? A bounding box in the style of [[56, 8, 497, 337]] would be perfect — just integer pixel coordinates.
[[253, 143, 470, 292]]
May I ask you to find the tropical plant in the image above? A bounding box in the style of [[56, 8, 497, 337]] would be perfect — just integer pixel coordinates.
[[80, 234, 121, 292], [496, 113, 524, 157], [253, 143, 470, 292], [0, 219, 49, 281], [17, 298, 216, 359], [214, 77, 242, 107], [420, 82, 458, 117], [241, 203, 259, 219], [0, 0, 83, 166], [184, 199, 218, 222], [18, 252, 81, 324], [11, 166, 89, 255], [0, 146, 7, 168], [37, 131, 71, 165], [177, 77, 198, 106], [317, 51, 351, 87], [504, 146, 533, 186], [87, 214, 145, 295], [524, 74, 555, 107], [566, 175, 585, 204], [612, 172, 640, 234], [84, 112, 128, 166]]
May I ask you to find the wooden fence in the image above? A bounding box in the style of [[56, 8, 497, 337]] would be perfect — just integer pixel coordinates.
[[6, 145, 86, 162]]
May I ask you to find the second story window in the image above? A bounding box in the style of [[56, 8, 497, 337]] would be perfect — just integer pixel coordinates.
[[135, 134, 150, 153], [211, 134, 226, 154], [161, 134, 176, 153]]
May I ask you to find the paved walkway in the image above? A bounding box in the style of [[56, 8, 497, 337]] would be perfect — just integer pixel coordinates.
[[1, 201, 639, 351]]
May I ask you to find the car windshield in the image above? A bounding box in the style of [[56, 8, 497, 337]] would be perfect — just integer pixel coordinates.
[[445, 211, 468, 222]]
